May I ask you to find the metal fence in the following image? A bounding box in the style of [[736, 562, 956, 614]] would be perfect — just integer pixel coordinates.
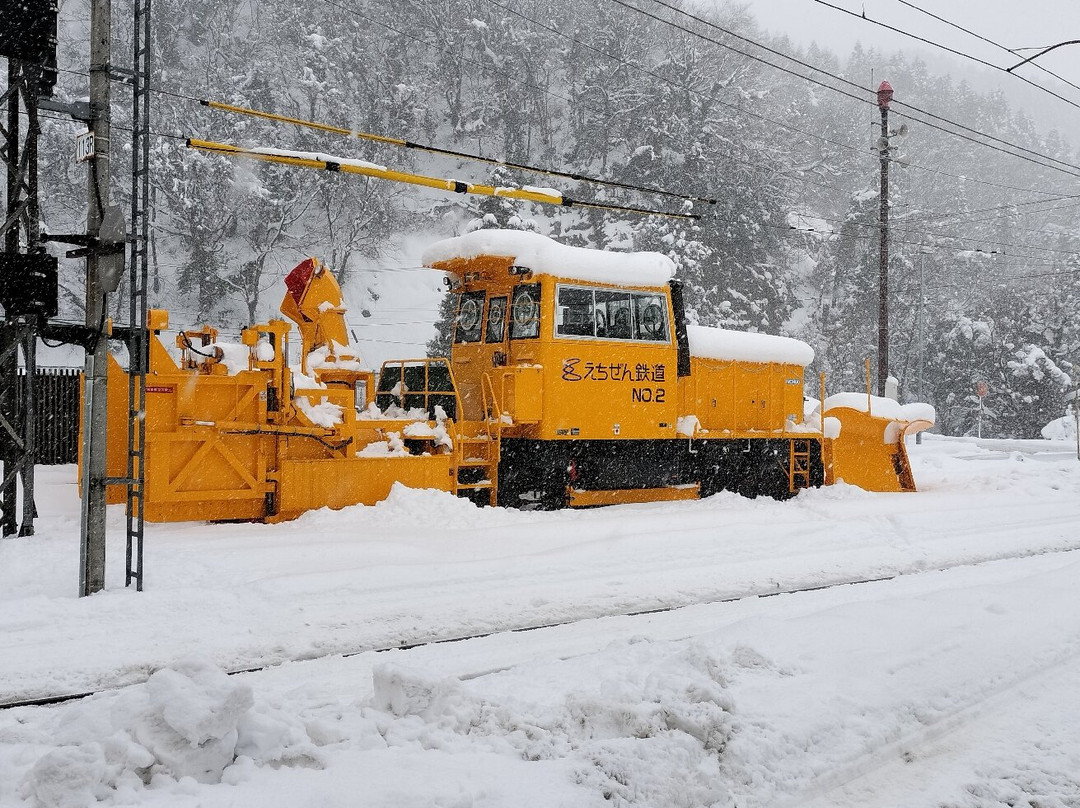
[[14, 368, 81, 465]]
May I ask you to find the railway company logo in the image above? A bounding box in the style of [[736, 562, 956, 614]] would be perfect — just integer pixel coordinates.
[[561, 358, 666, 383], [561, 358, 668, 403]]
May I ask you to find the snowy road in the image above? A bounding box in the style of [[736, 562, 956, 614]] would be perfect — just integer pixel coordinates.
[[3, 435, 1080, 806]]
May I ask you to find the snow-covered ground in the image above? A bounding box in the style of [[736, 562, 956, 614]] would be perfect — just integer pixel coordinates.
[[3, 435, 1080, 807]]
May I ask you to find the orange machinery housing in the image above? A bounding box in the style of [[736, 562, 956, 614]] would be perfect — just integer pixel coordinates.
[[101, 230, 931, 522]]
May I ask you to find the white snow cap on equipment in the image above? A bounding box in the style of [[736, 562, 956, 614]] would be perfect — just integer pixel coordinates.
[[686, 324, 815, 366], [824, 393, 936, 424], [422, 229, 676, 287]]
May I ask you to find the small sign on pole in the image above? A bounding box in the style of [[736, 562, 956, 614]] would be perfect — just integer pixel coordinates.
[[75, 131, 95, 163], [975, 381, 988, 438]]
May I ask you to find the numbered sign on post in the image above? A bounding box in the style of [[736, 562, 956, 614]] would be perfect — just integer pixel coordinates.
[[975, 381, 988, 398], [75, 131, 95, 163]]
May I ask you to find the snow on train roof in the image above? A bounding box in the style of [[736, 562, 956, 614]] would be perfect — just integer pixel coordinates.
[[422, 230, 676, 287], [687, 324, 815, 366]]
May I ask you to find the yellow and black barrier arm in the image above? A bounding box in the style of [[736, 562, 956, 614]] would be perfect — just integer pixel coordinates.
[[185, 138, 698, 220], [199, 99, 718, 208]]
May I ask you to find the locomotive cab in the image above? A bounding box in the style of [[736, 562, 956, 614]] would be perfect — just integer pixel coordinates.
[[425, 232, 683, 444]]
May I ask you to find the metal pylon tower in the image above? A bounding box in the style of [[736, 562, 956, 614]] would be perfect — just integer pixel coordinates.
[[0, 60, 49, 538]]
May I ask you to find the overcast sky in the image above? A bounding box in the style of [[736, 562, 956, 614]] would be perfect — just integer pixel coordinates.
[[737, 0, 1080, 130]]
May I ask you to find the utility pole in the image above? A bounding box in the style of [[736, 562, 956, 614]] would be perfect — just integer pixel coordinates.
[[80, 0, 112, 596], [876, 80, 893, 397], [916, 247, 927, 445]]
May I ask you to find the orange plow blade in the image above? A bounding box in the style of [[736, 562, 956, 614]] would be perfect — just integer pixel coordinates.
[[823, 394, 935, 492]]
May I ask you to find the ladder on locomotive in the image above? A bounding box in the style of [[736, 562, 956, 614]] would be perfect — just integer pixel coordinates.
[[454, 373, 504, 507], [787, 438, 813, 493]]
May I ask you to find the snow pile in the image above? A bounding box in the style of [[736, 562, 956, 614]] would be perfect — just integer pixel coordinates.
[[676, 414, 702, 437], [365, 640, 738, 807], [19, 658, 318, 806], [357, 401, 430, 421], [402, 412, 454, 451], [521, 184, 562, 196], [824, 393, 936, 424], [250, 146, 387, 173], [291, 367, 325, 390], [185, 341, 251, 376], [294, 394, 344, 428], [306, 340, 365, 373], [687, 325, 814, 366], [1041, 414, 1077, 442], [422, 229, 676, 287], [357, 431, 407, 456], [254, 339, 275, 362]]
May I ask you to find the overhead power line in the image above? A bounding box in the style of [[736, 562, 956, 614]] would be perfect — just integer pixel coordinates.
[[487, 0, 1080, 196], [162, 0, 1080, 206], [893, 0, 1080, 97], [784, 205, 1080, 260], [320, 0, 879, 191], [807, 0, 1080, 114], [624, 0, 1080, 181]]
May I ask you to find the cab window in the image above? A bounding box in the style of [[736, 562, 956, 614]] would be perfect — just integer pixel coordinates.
[[595, 289, 632, 339], [633, 293, 668, 341], [485, 295, 508, 343], [556, 284, 669, 343], [454, 290, 485, 343], [509, 284, 541, 339], [556, 286, 595, 337]]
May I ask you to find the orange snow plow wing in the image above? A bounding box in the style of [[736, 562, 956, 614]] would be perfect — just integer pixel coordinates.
[[824, 395, 935, 492]]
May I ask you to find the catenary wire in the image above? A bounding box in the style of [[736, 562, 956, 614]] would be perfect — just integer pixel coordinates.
[[19, 15, 1080, 263], [807, 0, 1080, 115], [34, 9, 1080, 208], [30, 106, 1080, 264], [621, 0, 1080, 178], [479, 0, 1080, 194], [893, 0, 1080, 97]]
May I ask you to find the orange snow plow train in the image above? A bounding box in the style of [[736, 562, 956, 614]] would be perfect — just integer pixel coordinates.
[[93, 231, 934, 522]]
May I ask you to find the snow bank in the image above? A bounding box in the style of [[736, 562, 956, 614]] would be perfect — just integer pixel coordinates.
[[1041, 414, 1077, 442], [824, 392, 936, 424], [20, 658, 319, 805], [365, 641, 738, 807], [687, 324, 814, 366], [422, 229, 676, 287]]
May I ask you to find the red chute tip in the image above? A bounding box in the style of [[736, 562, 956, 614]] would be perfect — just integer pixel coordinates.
[[285, 258, 317, 304]]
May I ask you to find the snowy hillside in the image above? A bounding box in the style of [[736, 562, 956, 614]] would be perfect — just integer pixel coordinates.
[[3, 436, 1080, 806]]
